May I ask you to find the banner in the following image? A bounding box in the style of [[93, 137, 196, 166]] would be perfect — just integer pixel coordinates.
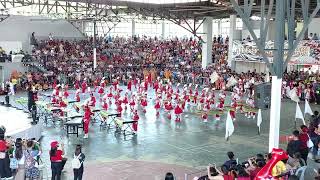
[[232, 40, 320, 65]]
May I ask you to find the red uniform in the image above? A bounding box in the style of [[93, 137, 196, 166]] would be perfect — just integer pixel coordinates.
[[81, 81, 87, 93], [127, 80, 132, 91], [89, 96, 96, 107], [83, 107, 92, 134], [132, 112, 139, 133]]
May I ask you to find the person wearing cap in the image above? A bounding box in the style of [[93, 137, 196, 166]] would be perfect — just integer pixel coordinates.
[[49, 141, 64, 180]]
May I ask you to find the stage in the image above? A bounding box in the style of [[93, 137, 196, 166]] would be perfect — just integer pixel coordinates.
[[0, 106, 42, 140]]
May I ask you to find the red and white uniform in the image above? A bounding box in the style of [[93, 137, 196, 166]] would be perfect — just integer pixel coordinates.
[[215, 99, 224, 121], [51, 87, 60, 104], [230, 100, 237, 121], [75, 89, 81, 102], [129, 96, 136, 112], [98, 83, 105, 95], [83, 105, 93, 137], [63, 85, 69, 99], [174, 104, 183, 122], [164, 101, 173, 119], [141, 98, 148, 113], [154, 99, 161, 117], [81, 80, 87, 94], [132, 110, 139, 134], [127, 79, 132, 91], [246, 97, 256, 118], [88, 95, 96, 107]]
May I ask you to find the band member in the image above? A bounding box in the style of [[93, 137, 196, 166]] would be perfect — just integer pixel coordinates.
[[81, 79, 87, 94], [75, 88, 81, 102], [141, 96, 148, 113], [154, 99, 161, 117], [132, 110, 139, 134], [174, 103, 183, 122], [83, 103, 93, 139]]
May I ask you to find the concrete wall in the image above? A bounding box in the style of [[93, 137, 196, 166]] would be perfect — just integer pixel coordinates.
[[242, 20, 276, 41], [0, 15, 85, 52], [309, 18, 320, 36], [234, 60, 267, 74]]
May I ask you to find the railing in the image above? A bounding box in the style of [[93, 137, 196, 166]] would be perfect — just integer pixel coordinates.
[[184, 168, 207, 180]]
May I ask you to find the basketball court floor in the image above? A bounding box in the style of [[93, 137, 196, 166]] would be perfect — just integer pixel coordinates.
[[0, 88, 318, 179]]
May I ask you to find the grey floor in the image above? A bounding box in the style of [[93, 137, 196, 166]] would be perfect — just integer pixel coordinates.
[[1, 87, 320, 179]]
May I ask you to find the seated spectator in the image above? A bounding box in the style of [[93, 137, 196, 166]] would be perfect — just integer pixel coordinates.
[[287, 152, 306, 170], [223, 152, 237, 171]]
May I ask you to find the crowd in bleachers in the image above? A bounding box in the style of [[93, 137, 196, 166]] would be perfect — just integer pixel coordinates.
[[30, 36, 230, 87]]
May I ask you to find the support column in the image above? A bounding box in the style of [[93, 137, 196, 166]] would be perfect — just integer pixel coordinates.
[[202, 17, 213, 69], [268, 0, 285, 152], [132, 19, 136, 37], [93, 20, 97, 71], [217, 19, 221, 35], [161, 21, 166, 39], [228, 15, 237, 69]]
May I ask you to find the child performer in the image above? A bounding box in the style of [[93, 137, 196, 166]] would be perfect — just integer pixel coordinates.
[[154, 98, 161, 117], [132, 110, 139, 134], [83, 103, 93, 138], [174, 103, 183, 122]]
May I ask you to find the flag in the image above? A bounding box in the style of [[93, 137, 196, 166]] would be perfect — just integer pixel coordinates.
[[289, 88, 300, 103], [210, 71, 219, 84], [304, 100, 313, 115], [226, 76, 238, 88], [257, 109, 262, 133], [295, 103, 306, 125], [225, 111, 235, 140]]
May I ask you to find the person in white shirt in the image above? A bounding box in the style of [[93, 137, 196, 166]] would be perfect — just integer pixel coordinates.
[[13, 139, 25, 180]]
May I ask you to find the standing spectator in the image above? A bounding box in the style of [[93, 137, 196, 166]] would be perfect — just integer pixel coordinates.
[[73, 145, 85, 180], [50, 141, 64, 180], [0, 126, 12, 179], [299, 125, 310, 163], [223, 152, 237, 171], [287, 130, 302, 158], [12, 139, 26, 179]]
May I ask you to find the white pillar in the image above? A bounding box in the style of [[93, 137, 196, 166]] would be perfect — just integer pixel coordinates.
[[202, 17, 213, 69], [217, 19, 221, 35], [228, 15, 236, 69], [269, 76, 282, 152], [162, 21, 166, 39], [93, 48, 97, 70], [132, 19, 136, 37]]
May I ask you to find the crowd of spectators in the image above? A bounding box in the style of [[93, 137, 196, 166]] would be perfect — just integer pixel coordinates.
[[30, 36, 229, 87]]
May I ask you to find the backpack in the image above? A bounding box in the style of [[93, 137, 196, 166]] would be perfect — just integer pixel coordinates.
[[10, 150, 19, 169], [25, 150, 35, 169], [71, 153, 82, 169]]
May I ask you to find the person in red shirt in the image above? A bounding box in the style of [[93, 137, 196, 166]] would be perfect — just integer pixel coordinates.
[[299, 125, 310, 163], [49, 141, 64, 180], [0, 127, 12, 179]]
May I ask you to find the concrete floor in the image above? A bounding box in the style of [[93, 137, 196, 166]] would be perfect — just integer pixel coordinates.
[[1, 87, 320, 180]]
